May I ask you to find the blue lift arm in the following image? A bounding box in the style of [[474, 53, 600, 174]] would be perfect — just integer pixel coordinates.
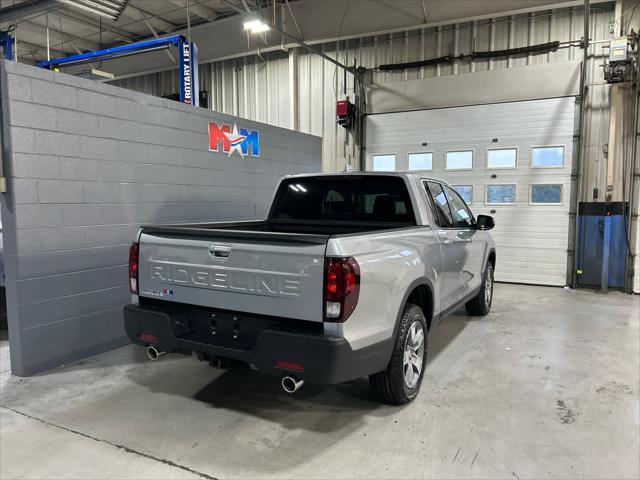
[[36, 35, 199, 106], [0, 30, 14, 61]]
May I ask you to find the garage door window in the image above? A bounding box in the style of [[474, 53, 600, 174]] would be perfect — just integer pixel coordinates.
[[532, 146, 564, 168], [486, 184, 516, 204], [453, 185, 473, 204], [446, 150, 473, 170], [531, 184, 563, 204], [408, 152, 433, 171], [487, 148, 517, 169], [372, 154, 396, 171]]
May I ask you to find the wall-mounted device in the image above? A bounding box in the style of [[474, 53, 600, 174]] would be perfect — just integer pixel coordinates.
[[603, 37, 629, 83], [336, 98, 356, 130]]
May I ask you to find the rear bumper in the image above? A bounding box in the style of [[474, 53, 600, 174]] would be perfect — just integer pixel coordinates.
[[124, 304, 392, 384]]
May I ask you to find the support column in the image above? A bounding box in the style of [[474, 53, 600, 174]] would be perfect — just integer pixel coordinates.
[[606, 84, 623, 201], [289, 47, 299, 131]]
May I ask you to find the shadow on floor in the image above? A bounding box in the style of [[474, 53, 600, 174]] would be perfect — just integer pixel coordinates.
[[129, 308, 475, 427], [429, 309, 478, 361], [1, 307, 482, 474], [16, 304, 476, 439]]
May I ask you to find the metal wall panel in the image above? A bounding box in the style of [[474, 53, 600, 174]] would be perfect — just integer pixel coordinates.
[[367, 61, 582, 113], [366, 97, 576, 286]]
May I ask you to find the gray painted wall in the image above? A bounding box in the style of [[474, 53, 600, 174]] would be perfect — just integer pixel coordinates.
[[0, 60, 321, 376]]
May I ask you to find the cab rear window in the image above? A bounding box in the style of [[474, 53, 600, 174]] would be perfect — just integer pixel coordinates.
[[270, 176, 416, 225]]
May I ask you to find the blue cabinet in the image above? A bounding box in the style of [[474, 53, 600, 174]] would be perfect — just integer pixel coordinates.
[[576, 202, 628, 289]]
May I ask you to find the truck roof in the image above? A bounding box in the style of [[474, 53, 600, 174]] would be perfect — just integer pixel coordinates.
[[284, 171, 454, 187]]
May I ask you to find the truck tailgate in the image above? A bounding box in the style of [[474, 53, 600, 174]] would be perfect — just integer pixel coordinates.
[[137, 230, 328, 322]]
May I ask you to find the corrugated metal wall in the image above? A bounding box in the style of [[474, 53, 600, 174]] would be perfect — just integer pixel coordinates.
[[111, 4, 614, 183]]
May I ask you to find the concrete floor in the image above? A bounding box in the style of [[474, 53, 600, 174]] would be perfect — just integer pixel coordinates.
[[0, 283, 638, 480]]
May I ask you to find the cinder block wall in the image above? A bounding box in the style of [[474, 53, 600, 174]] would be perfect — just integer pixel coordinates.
[[0, 60, 321, 376]]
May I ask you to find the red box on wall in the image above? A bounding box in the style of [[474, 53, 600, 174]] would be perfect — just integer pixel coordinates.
[[336, 100, 349, 117]]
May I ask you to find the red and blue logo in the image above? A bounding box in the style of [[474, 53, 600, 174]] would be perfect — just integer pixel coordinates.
[[208, 122, 260, 158]]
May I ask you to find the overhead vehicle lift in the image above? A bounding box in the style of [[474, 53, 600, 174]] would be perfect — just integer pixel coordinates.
[[36, 34, 199, 106]]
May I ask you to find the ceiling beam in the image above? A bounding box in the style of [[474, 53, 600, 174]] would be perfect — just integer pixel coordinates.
[[17, 19, 101, 52], [168, 0, 218, 22], [0, 0, 60, 22], [16, 38, 66, 58], [118, 5, 177, 34], [139, 16, 176, 63], [55, 10, 139, 43]]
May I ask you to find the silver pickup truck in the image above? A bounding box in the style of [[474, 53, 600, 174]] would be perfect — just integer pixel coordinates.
[[124, 172, 496, 404]]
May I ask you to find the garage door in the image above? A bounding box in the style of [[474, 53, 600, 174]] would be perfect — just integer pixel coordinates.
[[366, 97, 575, 286]]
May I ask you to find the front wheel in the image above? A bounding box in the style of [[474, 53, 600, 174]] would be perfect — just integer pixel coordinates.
[[465, 262, 494, 316], [369, 304, 428, 404]]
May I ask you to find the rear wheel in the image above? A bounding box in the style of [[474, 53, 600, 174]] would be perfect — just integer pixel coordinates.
[[465, 262, 494, 316], [370, 304, 427, 404]]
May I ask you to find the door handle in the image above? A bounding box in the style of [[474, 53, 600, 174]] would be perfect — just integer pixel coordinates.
[[443, 239, 453, 245], [456, 230, 472, 242]]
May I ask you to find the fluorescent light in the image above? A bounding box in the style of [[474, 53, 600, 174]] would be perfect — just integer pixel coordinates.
[[251, 23, 270, 33], [296, 184, 307, 193], [89, 68, 115, 79], [243, 20, 262, 30], [76, 68, 115, 81], [243, 20, 261, 30], [58, 0, 128, 20], [243, 19, 270, 34]]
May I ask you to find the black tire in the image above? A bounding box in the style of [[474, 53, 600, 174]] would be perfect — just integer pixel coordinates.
[[369, 304, 428, 405], [465, 261, 494, 316]]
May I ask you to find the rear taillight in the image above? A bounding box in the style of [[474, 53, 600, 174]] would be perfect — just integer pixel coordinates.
[[129, 243, 139, 294], [324, 257, 360, 323]]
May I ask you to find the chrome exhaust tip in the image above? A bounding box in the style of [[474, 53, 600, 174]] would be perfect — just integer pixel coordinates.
[[281, 375, 304, 393], [146, 346, 166, 361]]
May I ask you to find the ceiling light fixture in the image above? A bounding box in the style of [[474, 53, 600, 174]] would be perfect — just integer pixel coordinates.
[[58, 0, 129, 21], [78, 68, 115, 80], [243, 19, 270, 34]]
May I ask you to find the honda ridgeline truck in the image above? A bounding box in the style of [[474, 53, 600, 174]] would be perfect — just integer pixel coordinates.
[[124, 173, 496, 404]]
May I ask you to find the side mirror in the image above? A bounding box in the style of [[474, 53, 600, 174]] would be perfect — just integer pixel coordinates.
[[475, 215, 495, 231]]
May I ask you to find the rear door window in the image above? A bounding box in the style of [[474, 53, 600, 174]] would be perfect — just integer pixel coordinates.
[[424, 181, 453, 228]]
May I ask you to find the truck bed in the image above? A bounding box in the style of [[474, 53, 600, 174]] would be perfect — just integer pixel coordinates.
[[136, 219, 416, 322], [135, 174, 420, 323]]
